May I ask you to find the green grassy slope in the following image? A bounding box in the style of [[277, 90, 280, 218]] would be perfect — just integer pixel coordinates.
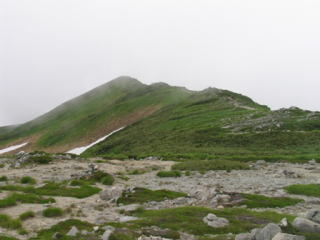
[[83, 87, 320, 161], [0, 77, 191, 153]]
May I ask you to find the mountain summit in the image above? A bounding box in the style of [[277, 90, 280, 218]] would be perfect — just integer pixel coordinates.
[[1, 77, 320, 161]]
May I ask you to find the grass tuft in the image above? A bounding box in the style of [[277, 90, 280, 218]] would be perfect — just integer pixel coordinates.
[[157, 171, 181, 178], [284, 184, 320, 197]]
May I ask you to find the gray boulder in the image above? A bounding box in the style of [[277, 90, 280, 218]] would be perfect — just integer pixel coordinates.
[[66, 226, 79, 236], [272, 233, 305, 240], [203, 213, 229, 228], [255, 223, 281, 240], [306, 209, 320, 224], [292, 217, 320, 233]]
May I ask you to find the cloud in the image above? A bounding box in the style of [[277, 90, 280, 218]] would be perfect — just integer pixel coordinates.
[[1, 0, 320, 126]]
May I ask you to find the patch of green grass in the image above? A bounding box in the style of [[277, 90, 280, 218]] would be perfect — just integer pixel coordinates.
[[0, 176, 7, 182], [130, 206, 294, 236], [284, 184, 320, 197], [19, 211, 35, 221], [157, 170, 181, 178], [172, 160, 249, 172], [0, 182, 101, 199], [117, 187, 187, 205], [20, 176, 36, 185], [43, 207, 64, 218], [0, 193, 55, 208], [30, 219, 93, 240], [109, 230, 139, 240], [240, 193, 303, 208], [0, 214, 22, 230]]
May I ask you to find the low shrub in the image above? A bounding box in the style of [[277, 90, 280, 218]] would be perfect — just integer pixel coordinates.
[[19, 211, 35, 221], [29, 155, 53, 164], [20, 176, 36, 185]]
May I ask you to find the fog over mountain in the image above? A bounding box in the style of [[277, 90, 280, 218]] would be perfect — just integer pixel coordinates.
[[1, 0, 320, 126]]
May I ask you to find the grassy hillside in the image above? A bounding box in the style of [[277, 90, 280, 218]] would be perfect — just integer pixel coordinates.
[[0, 77, 191, 153], [1, 76, 320, 161], [83, 87, 320, 161]]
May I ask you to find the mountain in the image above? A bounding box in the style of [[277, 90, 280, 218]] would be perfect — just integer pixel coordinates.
[[1, 76, 320, 161]]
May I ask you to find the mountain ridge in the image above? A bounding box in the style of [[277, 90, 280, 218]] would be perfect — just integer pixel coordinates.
[[1, 76, 319, 161]]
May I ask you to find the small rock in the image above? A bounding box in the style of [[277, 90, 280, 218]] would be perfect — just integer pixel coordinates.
[[203, 213, 229, 228], [66, 226, 79, 237], [93, 226, 99, 231], [272, 233, 305, 240], [119, 216, 139, 222], [100, 186, 123, 202]]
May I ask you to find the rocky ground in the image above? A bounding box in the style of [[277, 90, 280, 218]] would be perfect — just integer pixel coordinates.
[[0, 153, 319, 240]]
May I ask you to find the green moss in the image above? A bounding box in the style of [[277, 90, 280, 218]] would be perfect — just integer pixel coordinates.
[[240, 193, 303, 208], [117, 187, 187, 205], [43, 207, 64, 218], [157, 171, 181, 178], [285, 184, 320, 197]]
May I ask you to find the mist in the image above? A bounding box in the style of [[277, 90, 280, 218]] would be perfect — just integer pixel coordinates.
[[1, 0, 320, 127]]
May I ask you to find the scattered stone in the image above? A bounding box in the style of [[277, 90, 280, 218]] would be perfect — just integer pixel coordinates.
[[279, 218, 288, 227], [93, 226, 100, 231], [66, 226, 79, 236], [255, 223, 281, 240], [203, 213, 229, 228], [292, 217, 320, 233], [138, 236, 171, 240], [272, 233, 305, 240]]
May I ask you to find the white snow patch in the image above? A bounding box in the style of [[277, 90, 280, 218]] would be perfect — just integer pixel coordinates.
[[67, 127, 125, 155], [0, 142, 28, 155]]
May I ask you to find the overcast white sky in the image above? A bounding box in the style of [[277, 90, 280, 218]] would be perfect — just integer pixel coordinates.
[[1, 0, 320, 127]]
